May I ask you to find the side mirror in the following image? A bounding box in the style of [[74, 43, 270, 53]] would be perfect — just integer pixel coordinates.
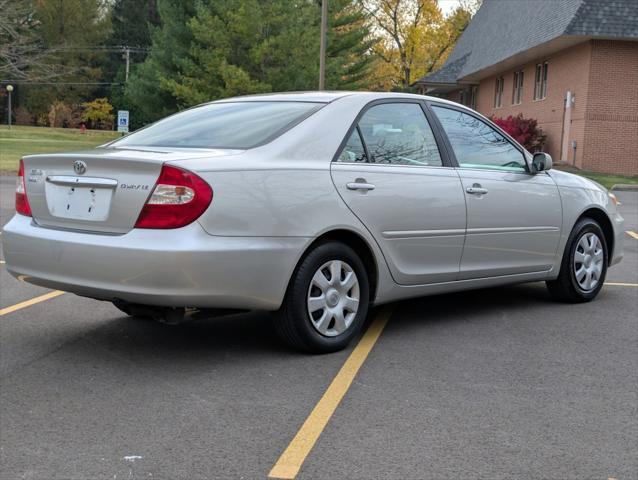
[[532, 152, 552, 173]]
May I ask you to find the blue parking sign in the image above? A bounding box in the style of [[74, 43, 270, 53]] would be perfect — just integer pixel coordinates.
[[117, 110, 129, 133]]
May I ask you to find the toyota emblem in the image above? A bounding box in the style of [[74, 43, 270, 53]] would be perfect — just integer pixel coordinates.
[[73, 160, 87, 175]]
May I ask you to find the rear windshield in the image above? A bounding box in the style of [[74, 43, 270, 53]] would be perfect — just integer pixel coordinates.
[[110, 101, 323, 149]]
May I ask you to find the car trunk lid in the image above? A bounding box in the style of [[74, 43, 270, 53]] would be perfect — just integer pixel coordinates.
[[22, 147, 239, 234]]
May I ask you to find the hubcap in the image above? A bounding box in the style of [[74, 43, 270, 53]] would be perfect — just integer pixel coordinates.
[[573, 232, 604, 291], [307, 260, 360, 337]]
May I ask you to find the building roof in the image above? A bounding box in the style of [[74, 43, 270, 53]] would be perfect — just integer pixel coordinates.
[[416, 0, 638, 86]]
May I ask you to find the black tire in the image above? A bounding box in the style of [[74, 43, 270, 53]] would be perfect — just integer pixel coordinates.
[[274, 241, 370, 353], [546, 218, 608, 303]]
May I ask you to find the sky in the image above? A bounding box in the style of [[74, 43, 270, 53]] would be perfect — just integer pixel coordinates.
[[438, 0, 464, 16]]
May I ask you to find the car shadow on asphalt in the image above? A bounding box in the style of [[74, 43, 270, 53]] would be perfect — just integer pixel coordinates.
[[381, 282, 555, 332], [13, 282, 565, 372], [84, 283, 553, 362], [98, 309, 300, 359]]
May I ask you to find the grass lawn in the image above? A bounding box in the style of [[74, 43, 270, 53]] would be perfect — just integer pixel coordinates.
[[0, 125, 120, 173], [554, 164, 638, 190]]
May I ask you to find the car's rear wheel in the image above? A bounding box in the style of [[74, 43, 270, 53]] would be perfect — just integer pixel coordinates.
[[274, 242, 370, 353], [546, 218, 607, 303]]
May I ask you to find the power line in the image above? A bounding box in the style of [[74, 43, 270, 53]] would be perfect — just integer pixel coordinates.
[[0, 81, 124, 85], [33, 45, 151, 53]]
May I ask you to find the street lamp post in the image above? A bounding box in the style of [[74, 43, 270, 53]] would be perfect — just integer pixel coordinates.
[[6, 85, 13, 130]]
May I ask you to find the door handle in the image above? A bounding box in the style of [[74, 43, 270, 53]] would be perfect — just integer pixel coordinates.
[[347, 182, 375, 191], [466, 184, 488, 195]]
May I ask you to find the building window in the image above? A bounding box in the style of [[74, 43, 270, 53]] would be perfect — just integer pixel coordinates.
[[494, 77, 504, 108], [512, 71, 524, 105], [460, 86, 478, 110], [534, 62, 548, 100]]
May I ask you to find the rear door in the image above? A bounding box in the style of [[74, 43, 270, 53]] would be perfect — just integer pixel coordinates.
[[430, 103, 562, 279], [331, 100, 467, 285]]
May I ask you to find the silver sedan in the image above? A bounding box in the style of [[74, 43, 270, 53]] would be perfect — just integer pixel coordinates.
[[2, 92, 625, 352]]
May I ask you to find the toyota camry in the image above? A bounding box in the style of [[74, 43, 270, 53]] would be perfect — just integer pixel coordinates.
[[2, 92, 625, 353]]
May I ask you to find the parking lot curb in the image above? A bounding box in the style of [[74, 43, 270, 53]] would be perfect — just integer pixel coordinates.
[[611, 184, 638, 191]]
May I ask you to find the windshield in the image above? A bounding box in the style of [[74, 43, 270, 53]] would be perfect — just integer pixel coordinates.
[[110, 101, 323, 149]]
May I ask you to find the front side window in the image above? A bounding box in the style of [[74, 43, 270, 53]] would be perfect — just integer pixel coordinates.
[[354, 103, 442, 167], [337, 128, 368, 163], [110, 101, 322, 149], [432, 105, 527, 172], [512, 71, 524, 105]]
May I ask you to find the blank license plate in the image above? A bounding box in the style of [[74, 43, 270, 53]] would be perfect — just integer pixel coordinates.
[[46, 184, 113, 221]]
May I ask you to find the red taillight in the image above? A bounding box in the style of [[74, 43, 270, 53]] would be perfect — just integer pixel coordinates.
[[135, 164, 213, 229], [16, 159, 32, 217]]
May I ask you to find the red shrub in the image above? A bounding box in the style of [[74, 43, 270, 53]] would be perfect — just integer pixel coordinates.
[[490, 113, 547, 153]]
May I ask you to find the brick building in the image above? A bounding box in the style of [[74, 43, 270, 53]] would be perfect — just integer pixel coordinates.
[[415, 0, 638, 175]]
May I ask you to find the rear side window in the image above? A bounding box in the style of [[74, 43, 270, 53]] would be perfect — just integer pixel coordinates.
[[338, 129, 368, 163], [432, 106, 527, 172], [111, 101, 323, 149], [338, 103, 442, 166]]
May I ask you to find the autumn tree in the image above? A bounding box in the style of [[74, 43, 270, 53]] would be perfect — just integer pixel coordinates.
[[362, 0, 476, 90], [81, 97, 114, 129]]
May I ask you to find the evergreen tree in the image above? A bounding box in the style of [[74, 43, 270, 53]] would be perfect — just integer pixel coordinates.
[[326, 0, 375, 90], [123, 0, 197, 127], [126, 0, 375, 123], [105, 0, 160, 114]]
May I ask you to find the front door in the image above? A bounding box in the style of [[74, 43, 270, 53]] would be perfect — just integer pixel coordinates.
[[331, 101, 467, 285], [430, 104, 562, 279]]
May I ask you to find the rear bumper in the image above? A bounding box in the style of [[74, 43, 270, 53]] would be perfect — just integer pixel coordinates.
[[2, 215, 308, 310]]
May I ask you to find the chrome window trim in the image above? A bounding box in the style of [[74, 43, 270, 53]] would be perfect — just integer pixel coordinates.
[[332, 162, 456, 171]]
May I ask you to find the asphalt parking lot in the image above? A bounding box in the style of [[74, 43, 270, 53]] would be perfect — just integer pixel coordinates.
[[1, 174, 637, 480]]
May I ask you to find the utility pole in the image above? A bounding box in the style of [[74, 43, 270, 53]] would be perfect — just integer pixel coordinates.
[[124, 47, 131, 82], [319, 0, 328, 90]]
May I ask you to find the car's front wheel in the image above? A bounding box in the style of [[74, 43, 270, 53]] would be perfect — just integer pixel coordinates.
[[274, 242, 370, 353], [546, 218, 608, 303]]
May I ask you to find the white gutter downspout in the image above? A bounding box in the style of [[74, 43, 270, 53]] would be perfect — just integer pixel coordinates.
[[560, 91, 576, 164]]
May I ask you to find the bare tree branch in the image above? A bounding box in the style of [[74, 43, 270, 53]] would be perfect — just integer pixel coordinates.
[[0, 0, 79, 81]]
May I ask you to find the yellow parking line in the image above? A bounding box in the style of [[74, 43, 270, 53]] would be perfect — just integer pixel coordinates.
[[268, 306, 393, 480], [626, 230, 638, 240], [605, 282, 638, 287], [0, 291, 65, 316]]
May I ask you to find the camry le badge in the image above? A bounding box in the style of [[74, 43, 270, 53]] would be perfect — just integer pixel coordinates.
[[73, 160, 87, 175]]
